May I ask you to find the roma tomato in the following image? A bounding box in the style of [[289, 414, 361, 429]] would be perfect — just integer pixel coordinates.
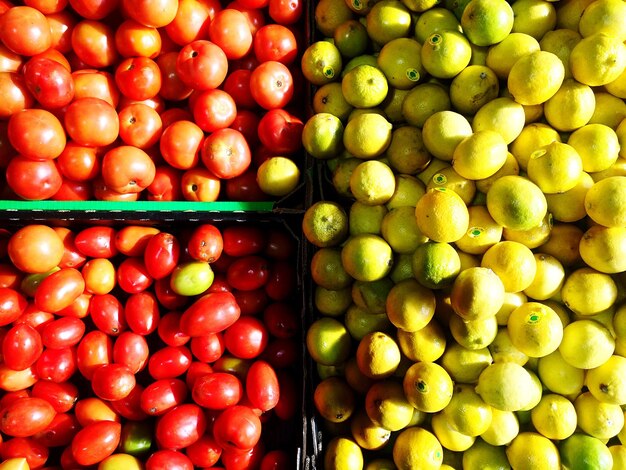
[[31, 380, 78, 413], [159, 119, 204, 170], [76, 330, 112, 380], [101, 145, 156, 194], [185, 433, 222, 468], [190, 332, 224, 363], [117, 258, 153, 294], [223, 316, 269, 359], [0, 364, 38, 392], [222, 225, 266, 257], [0, 436, 49, 469], [208, 8, 253, 60], [180, 291, 240, 336], [91, 363, 136, 401], [154, 277, 188, 310], [176, 40, 228, 90], [201, 128, 251, 179], [257, 108, 303, 154], [144, 232, 180, 280], [71, 420, 121, 466], [22, 56, 75, 109], [81, 257, 116, 295], [90, 294, 126, 336], [74, 397, 120, 426], [125, 291, 160, 335], [113, 331, 149, 374], [148, 345, 192, 380], [253, 24, 298, 65], [192, 372, 243, 410], [246, 360, 280, 412], [157, 311, 190, 346], [185, 361, 213, 390], [34, 268, 85, 313], [36, 347, 77, 383], [155, 403, 206, 450], [0, 287, 27, 326], [140, 378, 188, 416], [41, 316, 86, 349], [0, 397, 56, 437], [75, 226, 118, 259], [2, 323, 43, 371], [114, 225, 160, 257], [221, 441, 265, 470], [186, 223, 223, 263], [226, 255, 270, 291], [146, 449, 193, 470], [212, 405, 261, 452], [250, 61, 294, 109], [5, 156, 63, 201], [233, 288, 269, 315], [109, 383, 148, 421]]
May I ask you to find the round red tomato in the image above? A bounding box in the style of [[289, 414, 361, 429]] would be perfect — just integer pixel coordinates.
[[0, 6, 52, 56], [250, 61, 294, 110], [192, 88, 237, 132], [8, 108, 66, 161], [8, 225, 64, 274], [254, 24, 298, 64], [165, 0, 220, 46], [155, 403, 206, 450], [208, 8, 253, 60], [181, 167, 221, 202], [115, 19, 162, 58], [257, 108, 303, 154], [101, 145, 156, 194], [64, 97, 119, 147], [6, 156, 63, 201], [201, 128, 251, 179], [118, 103, 163, 149], [71, 19, 118, 68], [269, 0, 303, 24], [223, 69, 256, 109], [223, 316, 269, 359], [122, 0, 178, 28], [69, 0, 118, 19], [115, 56, 162, 101], [0, 72, 35, 119], [159, 120, 203, 170], [226, 255, 270, 291], [176, 40, 228, 90], [56, 142, 101, 182], [22, 56, 75, 109]]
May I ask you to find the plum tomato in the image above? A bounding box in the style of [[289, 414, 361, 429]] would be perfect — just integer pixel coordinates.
[[2, 323, 43, 371], [185, 361, 213, 390], [31, 380, 79, 413], [233, 288, 270, 315], [41, 316, 86, 349], [36, 347, 77, 383], [186, 223, 223, 263], [146, 449, 194, 470], [226, 255, 270, 291], [32, 412, 80, 448], [71, 419, 121, 466], [222, 225, 266, 257], [113, 331, 150, 374], [109, 382, 148, 421], [157, 311, 190, 347], [81, 257, 117, 295], [114, 225, 160, 257], [185, 433, 222, 468], [148, 345, 192, 380], [190, 332, 224, 363], [140, 378, 188, 416], [76, 330, 112, 381], [144, 232, 180, 280], [117, 258, 154, 294], [212, 404, 262, 453], [192, 372, 243, 410], [0, 397, 56, 437], [89, 293, 127, 336], [125, 291, 160, 335], [221, 441, 265, 470], [74, 226, 118, 259], [34, 267, 86, 313], [0, 287, 27, 326], [91, 363, 136, 401], [245, 359, 280, 412], [179, 291, 240, 336], [155, 403, 206, 450], [223, 316, 269, 359], [262, 302, 298, 338], [0, 436, 49, 469]]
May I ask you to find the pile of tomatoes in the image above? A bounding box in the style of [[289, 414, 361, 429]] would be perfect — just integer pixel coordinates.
[[0, 220, 302, 468], [0, 0, 306, 202]]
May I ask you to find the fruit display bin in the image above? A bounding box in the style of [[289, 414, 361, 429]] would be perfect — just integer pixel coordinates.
[[0, 210, 312, 469]]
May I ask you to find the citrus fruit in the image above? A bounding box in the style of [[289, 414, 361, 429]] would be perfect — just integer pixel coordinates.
[[365, 380, 415, 431], [531, 393, 577, 440], [584, 175, 626, 227], [302, 113, 344, 160], [411, 241, 461, 289], [311, 247, 352, 290], [570, 32, 626, 86], [559, 319, 615, 369], [574, 391, 624, 440], [578, 0, 626, 39], [392, 427, 443, 470], [449, 65, 499, 115], [397, 319, 447, 362], [523, 253, 565, 300], [526, 141, 584, 194], [402, 362, 453, 413], [561, 267, 618, 316], [506, 432, 560, 470], [449, 314, 498, 350], [480, 408, 519, 446], [385, 278, 436, 332], [415, 188, 469, 243], [539, 28, 582, 79], [341, 233, 393, 282], [453, 130, 508, 181], [314, 285, 353, 317], [475, 362, 536, 411], [342, 64, 389, 109], [486, 175, 547, 231], [422, 110, 473, 161], [440, 342, 493, 384], [324, 436, 364, 470], [568, 123, 620, 173], [345, 304, 392, 340], [589, 90, 626, 129], [485, 32, 540, 80], [306, 317, 352, 366], [332, 157, 362, 198], [401, 82, 451, 128], [508, 50, 565, 105], [365, 0, 412, 46], [475, 152, 519, 195], [463, 439, 511, 469], [355, 331, 401, 379], [333, 19, 369, 59], [543, 78, 596, 132], [511, 0, 557, 40], [510, 122, 561, 170], [545, 171, 594, 223], [381, 206, 428, 254], [376, 37, 425, 90], [450, 266, 506, 321], [386, 174, 427, 209], [537, 222, 584, 267], [420, 30, 472, 79], [579, 225, 626, 274], [351, 278, 394, 314], [255, 156, 300, 197], [349, 160, 396, 206], [586, 354, 626, 405], [385, 126, 430, 175], [494, 292, 527, 327], [302, 200, 349, 248], [472, 97, 525, 145], [426, 166, 476, 204], [461, 0, 514, 46], [537, 349, 585, 397], [349, 201, 387, 236], [441, 384, 493, 436], [301, 40, 343, 86], [314, 376, 356, 423], [313, 82, 354, 122], [431, 412, 476, 452], [315, 0, 355, 37], [560, 433, 614, 470], [506, 302, 564, 357], [343, 112, 393, 159], [350, 409, 392, 451], [414, 7, 462, 43]]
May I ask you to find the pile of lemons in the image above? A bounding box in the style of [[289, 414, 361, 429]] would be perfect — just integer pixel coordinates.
[[301, 0, 626, 468]]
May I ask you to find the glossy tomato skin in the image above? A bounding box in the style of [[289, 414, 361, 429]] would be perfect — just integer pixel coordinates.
[[193, 88, 237, 133], [180, 167, 221, 202], [125, 291, 160, 335], [101, 145, 156, 194], [114, 18, 162, 58], [115, 56, 162, 101], [71, 419, 121, 466], [0, 363, 38, 392], [109, 382, 148, 421], [36, 346, 77, 383], [221, 441, 265, 470], [192, 371, 243, 410], [190, 332, 224, 363], [0, 397, 56, 437], [262, 302, 298, 338], [8, 108, 66, 160], [0, 6, 52, 56], [246, 360, 280, 412], [269, 0, 303, 24], [32, 411, 80, 448], [185, 433, 222, 468], [176, 40, 228, 90], [155, 403, 207, 450], [249, 61, 294, 110], [76, 330, 112, 381], [41, 316, 86, 349], [144, 232, 180, 280], [30, 380, 79, 413], [22, 56, 75, 109], [159, 119, 203, 170], [118, 102, 164, 149], [114, 225, 160, 257], [34, 267, 85, 313], [5, 155, 63, 201], [75, 226, 118, 259], [208, 8, 253, 60], [257, 108, 303, 155], [187, 224, 223, 263], [226, 255, 270, 291], [261, 449, 291, 470], [253, 24, 298, 65], [90, 293, 127, 336], [185, 361, 213, 390], [113, 331, 149, 374], [117, 258, 154, 294], [0, 436, 49, 469], [222, 226, 266, 257], [2, 323, 43, 371], [165, 0, 219, 46], [64, 97, 119, 147], [223, 316, 269, 359], [157, 311, 190, 347], [0, 287, 27, 326], [201, 128, 251, 179], [180, 291, 240, 337], [140, 378, 188, 416], [146, 449, 194, 470], [264, 260, 297, 301], [91, 363, 136, 401], [148, 345, 192, 380], [223, 69, 256, 109], [212, 404, 262, 452]]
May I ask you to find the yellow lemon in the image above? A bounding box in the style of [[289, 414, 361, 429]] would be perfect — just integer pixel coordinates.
[[355, 331, 401, 379], [397, 318, 447, 362], [349, 160, 396, 205], [545, 171, 593, 223], [365, 380, 415, 431], [315, 285, 353, 317], [449, 65, 499, 116], [403, 361, 454, 412], [342, 64, 388, 109], [543, 78, 596, 132], [352, 277, 394, 314], [450, 266, 506, 321], [485, 32, 540, 80], [561, 267, 618, 316], [472, 97, 525, 144], [385, 125, 430, 175], [303, 200, 349, 248], [586, 355, 626, 405], [580, 225, 626, 274], [480, 408, 520, 446], [343, 112, 393, 159], [392, 427, 443, 470], [570, 32, 626, 86], [606, 66, 626, 99], [388, 252, 415, 283], [589, 90, 626, 129], [332, 157, 363, 198], [442, 384, 493, 436], [523, 253, 565, 300], [568, 123, 620, 173], [449, 314, 498, 350], [506, 432, 560, 470], [333, 19, 369, 59], [531, 393, 577, 440], [324, 437, 364, 470], [365, 0, 412, 45], [440, 341, 493, 384], [421, 30, 472, 79], [311, 247, 353, 290], [386, 174, 427, 209], [455, 205, 503, 255], [585, 175, 626, 227], [341, 233, 393, 282], [486, 175, 547, 231], [501, 211, 552, 249], [559, 318, 615, 369], [417, 158, 451, 186], [560, 434, 614, 470], [510, 122, 561, 171], [460, 0, 514, 46], [302, 113, 345, 160], [508, 50, 565, 105], [342, 54, 379, 77], [401, 81, 451, 128], [314, 376, 356, 423], [315, 0, 355, 37], [480, 240, 537, 293], [463, 438, 512, 469], [422, 110, 473, 161], [384, 88, 411, 122], [256, 156, 300, 197], [555, 0, 595, 30], [506, 301, 564, 357], [489, 326, 529, 365], [574, 391, 625, 440], [349, 201, 387, 236], [414, 7, 462, 43], [526, 141, 584, 194], [452, 130, 508, 181], [475, 152, 520, 194], [431, 412, 476, 452], [610, 445, 626, 470], [381, 205, 428, 253], [415, 188, 470, 243], [475, 362, 536, 411], [377, 37, 425, 90], [539, 28, 582, 79], [385, 278, 436, 331], [537, 349, 585, 397], [345, 304, 393, 340], [411, 240, 461, 290], [306, 317, 352, 366], [350, 409, 392, 451], [426, 166, 476, 204], [494, 292, 527, 327], [364, 458, 396, 470], [313, 82, 354, 122], [511, 0, 557, 40], [301, 40, 343, 86], [578, 0, 626, 40], [537, 222, 584, 267]]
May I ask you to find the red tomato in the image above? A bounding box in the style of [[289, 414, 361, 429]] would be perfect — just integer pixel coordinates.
[[89, 293, 126, 336], [8, 108, 66, 160], [223, 69, 255, 109], [222, 225, 266, 257], [192, 88, 237, 132], [64, 97, 119, 147], [115, 19, 162, 58], [8, 225, 64, 274], [91, 363, 136, 401], [57, 292, 92, 319], [71, 19, 118, 68], [109, 382, 148, 421], [155, 403, 206, 449], [72, 69, 120, 106], [230, 109, 261, 147], [176, 40, 228, 90], [47, 10, 77, 54], [228, 1, 265, 35], [180, 291, 240, 336], [146, 449, 194, 470], [154, 277, 188, 310], [226, 255, 270, 291], [36, 347, 77, 383], [125, 291, 160, 334], [269, 0, 303, 24], [74, 396, 120, 426], [71, 420, 121, 466], [81, 257, 116, 295], [115, 56, 162, 101], [154, 309, 188, 346], [192, 372, 243, 410], [186, 224, 223, 263], [159, 120, 203, 170], [2, 323, 43, 371], [254, 24, 298, 65], [0, 287, 27, 326], [118, 103, 163, 149], [261, 449, 291, 470], [0, 6, 52, 56], [0, 264, 22, 290], [113, 331, 149, 374], [35, 267, 85, 313], [201, 128, 251, 179], [140, 378, 188, 416], [221, 441, 265, 470], [76, 330, 112, 380], [122, 0, 178, 28], [0, 397, 56, 437], [41, 316, 85, 349], [223, 316, 269, 359], [250, 61, 294, 109], [212, 405, 261, 452], [185, 361, 213, 390], [225, 168, 267, 202], [156, 52, 193, 102], [257, 108, 303, 154], [0, 42, 23, 73], [22, 57, 75, 109], [165, 0, 220, 46], [75, 226, 118, 259], [69, 0, 118, 19], [114, 225, 160, 257], [0, 364, 38, 392], [101, 145, 156, 194], [264, 227, 296, 260], [246, 359, 279, 411], [32, 412, 80, 448], [117, 258, 154, 294], [14, 305, 54, 331], [54, 180, 94, 202], [190, 332, 224, 363], [208, 8, 253, 60], [0, 72, 35, 119], [181, 167, 221, 202], [263, 302, 298, 339], [148, 345, 192, 380], [5, 156, 63, 201], [56, 142, 101, 182], [144, 232, 180, 280], [261, 337, 298, 369], [0, 436, 49, 469], [185, 433, 222, 468], [31, 380, 78, 413]]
